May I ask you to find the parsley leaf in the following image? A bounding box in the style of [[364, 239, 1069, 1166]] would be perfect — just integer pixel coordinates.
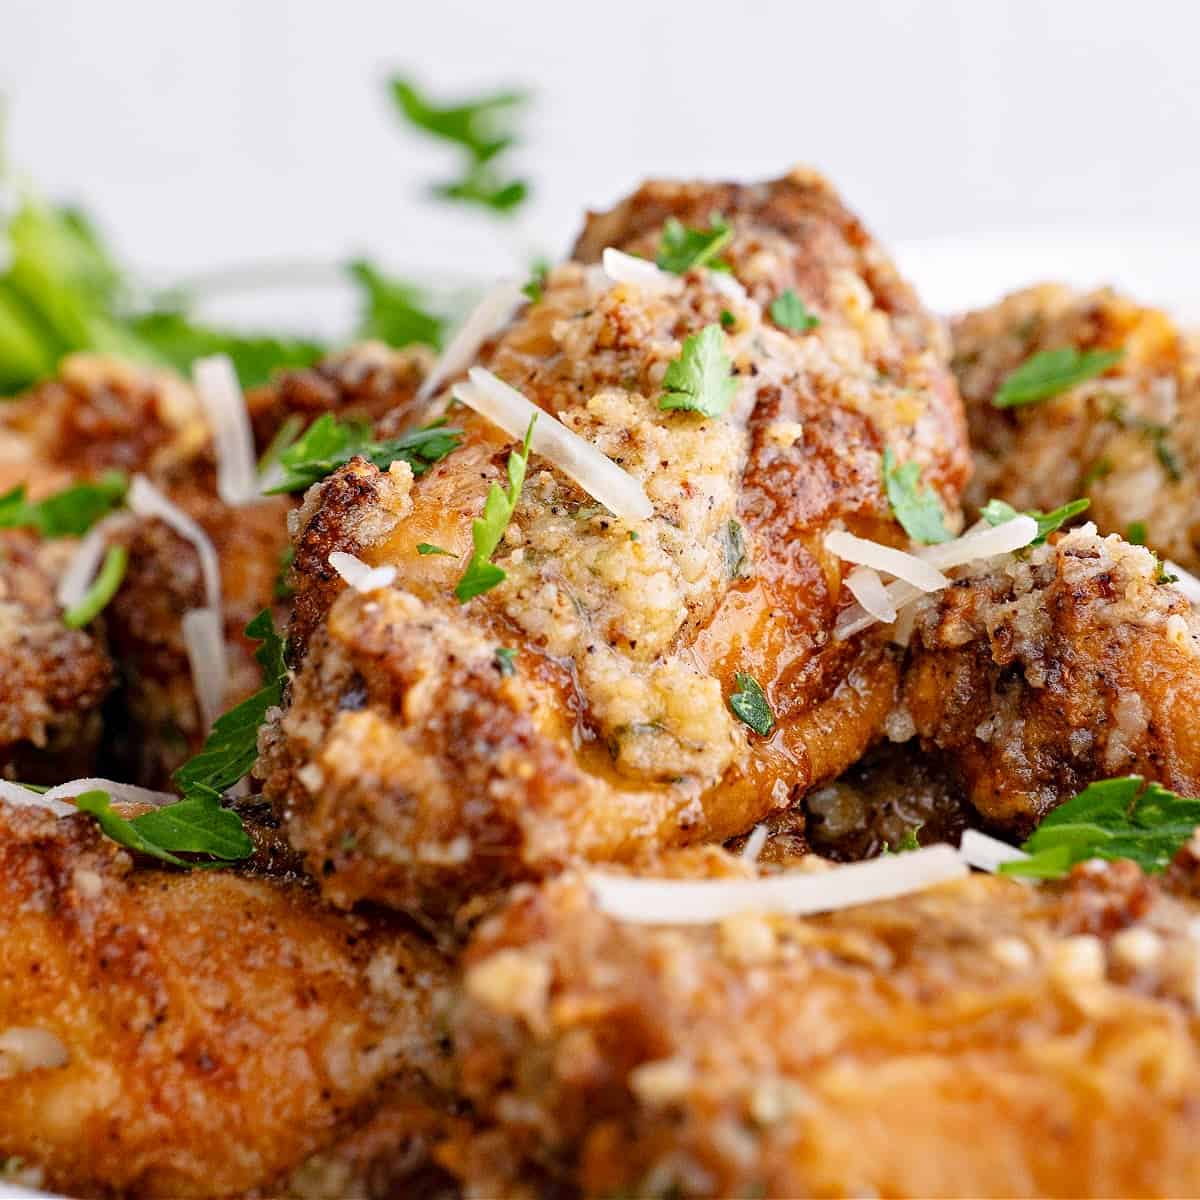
[[347, 259, 445, 350], [722, 519, 748, 580], [455, 417, 535, 602], [0, 470, 127, 537], [729, 672, 774, 736], [63, 543, 127, 628], [74, 790, 252, 867], [770, 290, 820, 332], [882, 448, 951, 544], [882, 824, 923, 855], [172, 610, 286, 804], [980, 496, 1090, 545], [1126, 521, 1148, 546], [266, 413, 462, 494], [417, 542, 452, 556], [659, 324, 736, 418], [993, 347, 1124, 408], [522, 260, 549, 303], [656, 216, 733, 274], [1000, 776, 1200, 879], [494, 646, 517, 676], [389, 77, 530, 215]]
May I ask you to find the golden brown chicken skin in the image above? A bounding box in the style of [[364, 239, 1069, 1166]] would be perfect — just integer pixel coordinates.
[[0, 531, 114, 781], [447, 853, 1200, 1199], [953, 283, 1200, 567], [896, 526, 1200, 834], [0, 801, 455, 1199], [261, 168, 971, 923]]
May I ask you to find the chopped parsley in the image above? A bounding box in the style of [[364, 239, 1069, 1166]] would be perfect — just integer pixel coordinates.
[[883, 825, 922, 855], [722, 519, 748, 580], [494, 646, 517, 676], [455, 417, 535, 602], [417, 542, 453, 556], [729, 672, 774, 736], [522, 260, 549, 303], [172, 609, 286, 805], [993, 347, 1124, 408], [769, 290, 820, 333], [389, 76, 530, 214], [659, 324, 736, 418], [273, 544, 295, 601], [719, 309, 736, 330], [656, 215, 732, 274], [1000, 776, 1200, 879], [980, 497, 1090, 545], [266, 413, 462, 494], [882, 448, 951, 544], [0, 470, 126, 537], [1126, 521, 1148, 546], [63, 543, 127, 629]]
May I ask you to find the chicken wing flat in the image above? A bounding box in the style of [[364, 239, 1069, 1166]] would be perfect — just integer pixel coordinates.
[[0, 801, 454, 1199], [896, 525, 1200, 833], [261, 169, 970, 922], [953, 283, 1200, 567], [448, 853, 1200, 1199]]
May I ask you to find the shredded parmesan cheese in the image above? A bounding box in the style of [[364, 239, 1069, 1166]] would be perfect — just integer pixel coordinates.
[[601, 248, 683, 296], [55, 512, 133, 610], [0, 781, 75, 817], [417, 280, 524, 401], [919, 515, 1039, 570], [958, 829, 1028, 873], [844, 565, 896, 623], [193, 355, 258, 506], [128, 476, 221, 612], [41, 778, 177, 809], [329, 551, 397, 594], [454, 367, 653, 522], [824, 530, 948, 592], [588, 845, 967, 924], [182, 607, 230, 729], [740, 824, 769, 864]]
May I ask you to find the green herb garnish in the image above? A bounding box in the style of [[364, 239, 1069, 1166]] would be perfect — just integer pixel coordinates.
[[1126, 521, 1148, 546], [389, 76, 530, 214], [656, 216, 732, 274], [0, 470, 126, 537], [1000, 776, 1200, 879], [729, 672, 774, 736], [882, 448, 951, 544], [993, 347, 1124, 408], [769, 290, 820, 332], [722, 519, 748, 580], [172, 610, 286, 804], [522, 260, 549, 303], [63, 543, 127, 628], [348, 259, 445, 349], [494, 647, 517, 676], [417, 542, 452, 556], [455, 417, 535, 602], [659, 324, 736, 418], [266, 413, 462, 494], [719, 309, 736, 330], [979, 497, 1090, 545], [882, 825, 922, 855]]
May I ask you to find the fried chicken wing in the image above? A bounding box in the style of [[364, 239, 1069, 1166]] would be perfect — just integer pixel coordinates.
[[897, 526, 1200, 833], [262, 169, 970, 922], [0, 801, 454, 1199], [953, 283, 1200, 567], [0, 345, 428, 786], [0, 532, 114, 781], [448, 853, 1200, 1199]]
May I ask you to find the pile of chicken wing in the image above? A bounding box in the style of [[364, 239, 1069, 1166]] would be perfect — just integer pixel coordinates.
[[3, 169, 1200, 1199]]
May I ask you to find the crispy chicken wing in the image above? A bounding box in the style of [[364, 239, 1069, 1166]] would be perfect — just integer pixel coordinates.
[[448, 852, 1200, 1199], [897, 526, 1200, 834], [0, 802, 454, 1199], [262, 169, 970, 922], [953, 283, 1200, 567]]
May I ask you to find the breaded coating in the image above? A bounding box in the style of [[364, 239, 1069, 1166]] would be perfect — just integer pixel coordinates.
[[448, 856, 1200, 1199], [0, 346, 428, 786], [0, 531, 114, 781], [0, 802, 454, 1199], [897, 526, 1200, 834], [262, 169, 971, 921], [953, 283, 1200, 568]]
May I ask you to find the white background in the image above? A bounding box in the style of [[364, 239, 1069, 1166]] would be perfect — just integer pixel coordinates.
[[2, 0, 1198, 325]]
